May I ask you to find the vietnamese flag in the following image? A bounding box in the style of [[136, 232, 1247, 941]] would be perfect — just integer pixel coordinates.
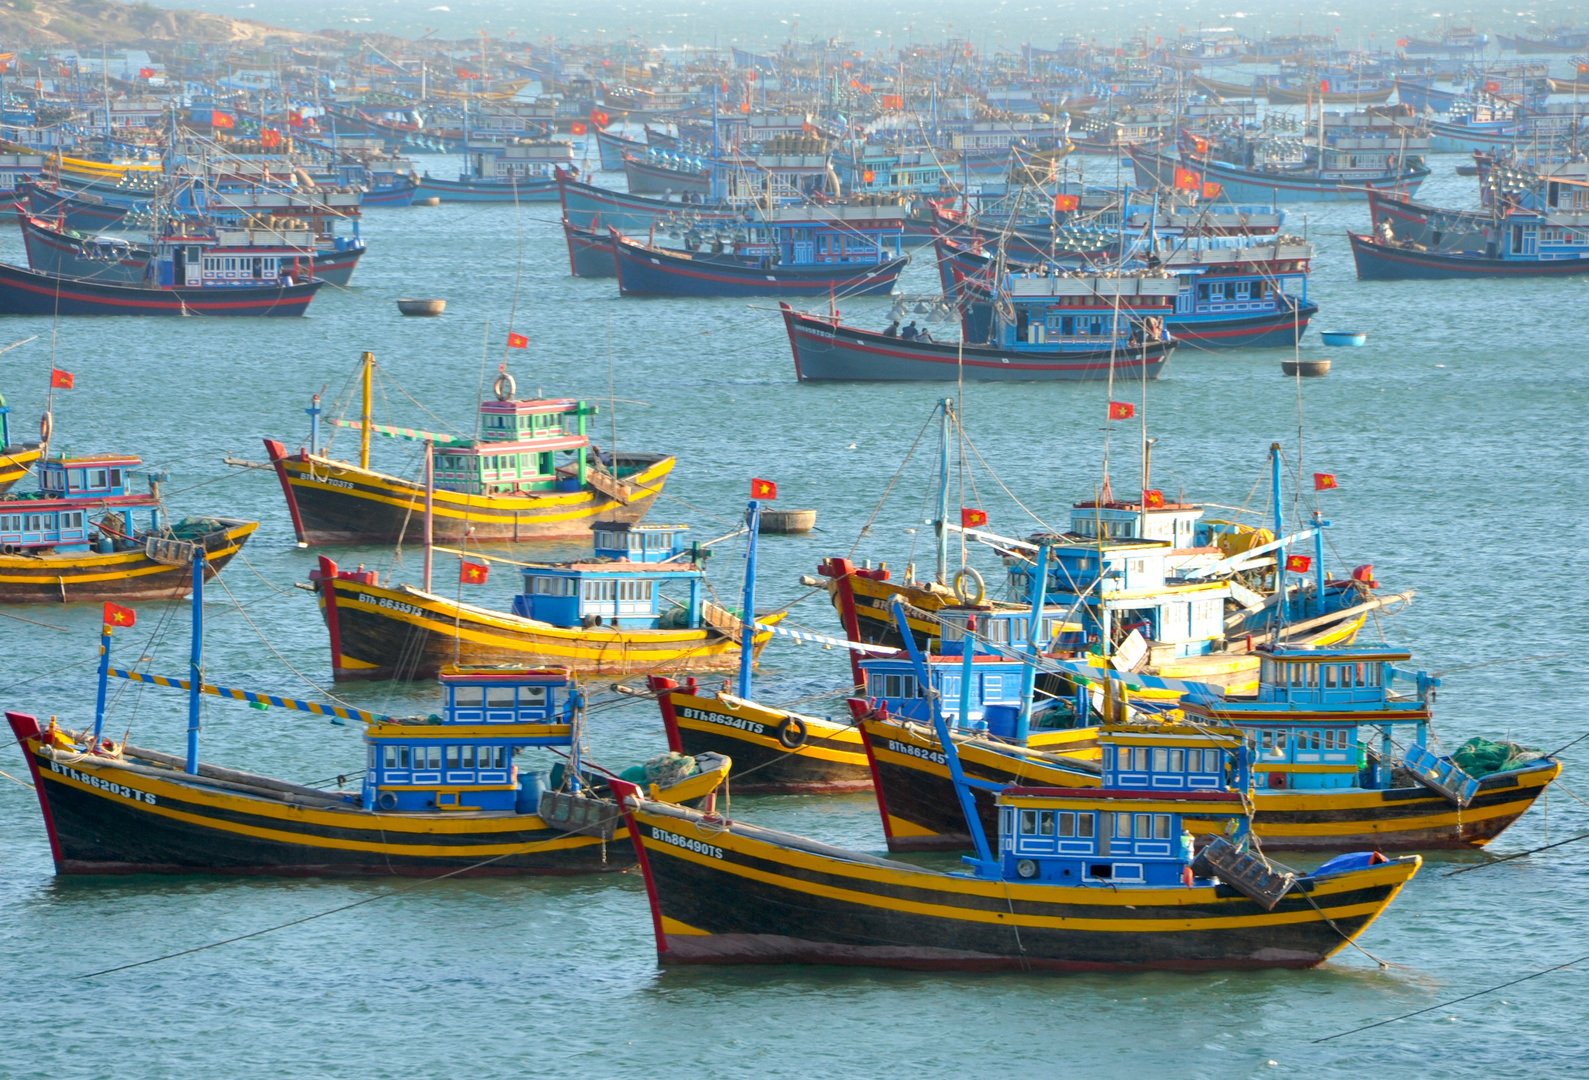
[[50, 368, 73, 389], [212, 111, 234, 129], [1173, 167, 1200, 191], [289, 110, 305, 128], [1284, 555, 1312, 573], [1054, 193, 1079, 211], [506, 332, 528, 349], [751, 478, 777, 500], [590, 109, 610, 127], [138, 67, 155, 78], [1108, 401, 1134, 420], [1313, 473, 1338, 491], [103, 601, 136, 629], [261, 127, 281, 148], [1202, 181, 1222, 198], [570, 121, 588, 135], [960, 508, 987, 527], [1142, 489, 1165, 508], [460, 559, 490, 584]]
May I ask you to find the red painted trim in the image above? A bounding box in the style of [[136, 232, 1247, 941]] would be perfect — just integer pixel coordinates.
[[563, 220, 580, 276], [821, 556, 867, 689], [6, 711, 65, 867], [609, 781, 668, 956], [316, 556, 345, 675], [651, 679, 684, 753], [262, 439, 308, 543], [854, 721, 897, 843]]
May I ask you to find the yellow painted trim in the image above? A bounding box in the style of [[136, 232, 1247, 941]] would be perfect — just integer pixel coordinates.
[[365, 722, 571, 739], [886, 814, 938, 838], [660, 915, 711, 936]]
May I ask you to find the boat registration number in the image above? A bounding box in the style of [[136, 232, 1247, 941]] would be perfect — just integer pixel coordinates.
[[50, 760, 157, 804], [678, 706, 765, 735], [887, 739, 947, 766], [649, 826, 724, 860]]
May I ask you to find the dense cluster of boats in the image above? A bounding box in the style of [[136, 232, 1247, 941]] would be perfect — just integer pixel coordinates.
[[0, 21, 1578, 977]]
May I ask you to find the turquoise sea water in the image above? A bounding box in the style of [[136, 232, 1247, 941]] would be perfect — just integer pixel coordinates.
[[0, 155, 1586, 1078]]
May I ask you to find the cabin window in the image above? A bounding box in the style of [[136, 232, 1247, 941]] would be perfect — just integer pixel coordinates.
[[1153, 814, 1172, 840], [460, 745, 474, 767], [1152, 748, 1168, 772], [446, 745, 461, 768], [881, 674, 918, 698], [383, 745, 398, 768], [93, 469, 108, 488], [1168, 748, 1184, 771], [1275, 731, 1288, 752], [1260, 731, 1274, 752], [520, 686, 547, 709], [487, 687, 516, 708], [454, 686, 484, 707], [982, 673, 1005, 698], [1114, 813, 1133, 838], [618, 579, 655, 601], [1368, 664, 1382, 687], [1056, 812, 1075, 837], [1324, 666, 1338, 689], [421, 746, 441, 769], [1235, 281, 1251, 300], [1019, 809, 1055, 836], [67, 470, 84, 491], [1288, 664, 1303, 687], [1305, 664, 1319, 688]]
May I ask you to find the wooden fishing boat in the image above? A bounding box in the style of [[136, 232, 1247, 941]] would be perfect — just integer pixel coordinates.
[[1264, 82, 1395, 105], [0, 259, 322, 316], [611, 228, 908, 298], [0, 397, 43, 493], [311, 522, 781, 681], [613, 701, 1421, 971], [557, 167, 745, 234], [856, 645, 1560, 853], [1128, 145, 1427, 203], [7, 652, 728, 876], [1348, 228, 1589, 279], [622, 151, 711, 196], [563, 217, 617, 277], [19, 215, 365, 288], [648, 675, 874, 793], [416, 143, 572, 202], [780, 302, 1176, 382], [20, 176, 141, 231], [0, 450, 255, 603], [263, 357, 673, 545], [596, 126, 646, 171]]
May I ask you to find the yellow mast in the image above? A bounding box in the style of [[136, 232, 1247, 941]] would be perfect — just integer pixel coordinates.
[[360, 352, 373, 470]]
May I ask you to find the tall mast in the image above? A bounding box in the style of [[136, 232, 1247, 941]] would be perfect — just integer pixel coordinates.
[[935, 398, 952, 585], [359, 352, 373, 469], [186, 547, 206, 775], [423, 437, 435, 591], [737, 498, 762, 698]]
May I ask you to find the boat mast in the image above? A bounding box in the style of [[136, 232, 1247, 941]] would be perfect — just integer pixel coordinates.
[[1014, 541, 1051, 743], [186, 547, 206, 775], [1270, 441, 1286, 633], [737, 496, 762, 698], [935, 397, 952, 585], [359, 351, 373, 469], [423, 437, 434, 592]]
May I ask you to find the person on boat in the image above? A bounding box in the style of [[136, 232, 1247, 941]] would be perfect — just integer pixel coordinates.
[[710, 236, 724, 255], [917, 325, 935, 343], [1378, 220, 1395, 244], [883, 320, 901, 337], [900, 321, 919, 340]]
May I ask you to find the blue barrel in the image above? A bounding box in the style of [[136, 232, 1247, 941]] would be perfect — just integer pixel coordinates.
[[983, 704, 1020, 740], [516, 770, 548, 814]]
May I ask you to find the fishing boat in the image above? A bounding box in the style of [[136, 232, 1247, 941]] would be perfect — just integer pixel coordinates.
[[263, 355, 674, 545], [19, 215, 365, 288], [416, 143, 573, 202], [0, 449, 255, 603], [1128, 144, 1427, 202], [311, 504, 782, 681], [557, 167, 745, 234], [0, 235, 324, 317], [1347, 223, 1589, 279], [595, 126, 646, 171], [861, 639, 1560, 853], [611, 600, 1421, 972], [937, 233, 1318, 349], [6, 602, 728, 875], [779, 270, 1178, 382], [563, 217, 617, 277], [622, 150, 711, 197], [610, 218, 908, 298]]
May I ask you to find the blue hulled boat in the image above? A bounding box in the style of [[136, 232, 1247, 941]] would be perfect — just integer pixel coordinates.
[[1128, 145, 1427, 202], [1348, 225, 1589, 279], [417, 143, 573, 203], [557, 168, 747, 233], [562, 217, 617, 277]]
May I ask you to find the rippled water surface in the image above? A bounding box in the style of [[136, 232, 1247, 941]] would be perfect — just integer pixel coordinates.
[[0, 155, 1585, 1078]]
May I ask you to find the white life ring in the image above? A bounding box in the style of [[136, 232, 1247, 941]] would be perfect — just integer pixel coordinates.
[[952, 566, 986, 606], [493, 367, 516, 402]]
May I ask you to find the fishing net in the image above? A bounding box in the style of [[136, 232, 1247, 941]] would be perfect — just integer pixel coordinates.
[[1451, 737, 1543, 777], [618, 751, 699, 789]]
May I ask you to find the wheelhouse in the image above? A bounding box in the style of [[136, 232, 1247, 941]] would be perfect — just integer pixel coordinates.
[[361, 666, 577, 812], [432, 397, 594, 495], [512, 523, 703, 630]]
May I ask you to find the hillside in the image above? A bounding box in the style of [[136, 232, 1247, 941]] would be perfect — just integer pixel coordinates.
[[0, 0, 315, 48]]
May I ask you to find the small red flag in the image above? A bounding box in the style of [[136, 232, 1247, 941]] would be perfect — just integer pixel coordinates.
[[1202, 181, 1222, 198], [506, 332, 528, 349], [1173, 166, 1200, 191], [50, 368, 73, 389], [750, 478, 777, 500], [1108, 401, 1134, 420], [1142, 489, 1165, 509], [570, 121, 588, 135], [1054, 193, 1079, 211], [138, 67, 155, 78], [960, 507, 987, 527], [103, 602, 136, 628], [1285, 555, 1312, 573], [1313, 473, 1338, 491], [460, 559, 490, 584], [1320, 79, 1330, 93], [211, 111, 234, 129], [590, 109, 611, 127]]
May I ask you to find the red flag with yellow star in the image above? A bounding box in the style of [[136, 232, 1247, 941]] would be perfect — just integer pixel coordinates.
[[751, 478, 777, 500], [1313, 473, 1338, 491], [103, 602, 136, 628], [1284, 555, 1311, 573], [1108, 401, 1134, 420], [460, 560, 490, 585]]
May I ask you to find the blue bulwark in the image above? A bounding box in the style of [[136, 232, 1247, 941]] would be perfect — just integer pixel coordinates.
[[1, 452, 157, 551], [361, 666, 577, 812]]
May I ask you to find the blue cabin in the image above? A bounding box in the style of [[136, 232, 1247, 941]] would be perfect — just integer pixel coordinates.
[[999, 272, 1180, 351], [994, 724, 1248, 886], [861, 652, 1026, 729], [1, 453, 158, 552], [362, 666, 578, 812], [1179, 647, 1436, 791], [513, 522, 704, 630]]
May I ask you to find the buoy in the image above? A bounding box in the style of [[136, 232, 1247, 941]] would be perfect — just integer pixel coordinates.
[[1282, 358, 1331, 377], [414, 196, 441, 207], [397, 298, 446, 317]]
